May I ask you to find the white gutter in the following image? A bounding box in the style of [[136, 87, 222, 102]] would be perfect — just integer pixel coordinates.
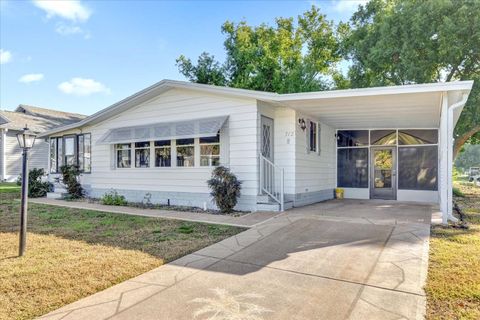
[[445, 92, 470, 223]]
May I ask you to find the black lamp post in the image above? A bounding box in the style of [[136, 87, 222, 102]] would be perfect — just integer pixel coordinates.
[[16, 126, 37, 257]]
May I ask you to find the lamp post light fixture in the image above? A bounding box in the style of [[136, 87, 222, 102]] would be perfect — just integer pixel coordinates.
[[16, 126, 36, 257]]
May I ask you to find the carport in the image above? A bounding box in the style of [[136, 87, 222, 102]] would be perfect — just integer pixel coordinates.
[[278, 81, 473, 223]]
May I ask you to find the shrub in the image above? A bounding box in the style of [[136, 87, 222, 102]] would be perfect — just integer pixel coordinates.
[[16, 168, 53, 198], [207, 166, 241, 213], [60, 165, 83, 199], [101, 190, 127, 206]]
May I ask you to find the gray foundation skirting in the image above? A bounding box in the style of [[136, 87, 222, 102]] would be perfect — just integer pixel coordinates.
[[83, 186, 257, 212], [287, 189, 335, 207]]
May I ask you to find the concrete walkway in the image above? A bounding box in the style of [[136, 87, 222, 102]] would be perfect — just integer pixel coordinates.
[[30, 198, 280, 228], [39, 200, 436, 320]]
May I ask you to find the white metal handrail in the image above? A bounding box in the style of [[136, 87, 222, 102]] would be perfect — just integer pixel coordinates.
[[260, 155, 285, 211]]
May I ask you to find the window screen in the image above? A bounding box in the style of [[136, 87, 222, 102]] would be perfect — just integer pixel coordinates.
[[337, 148, 369, 188], [337, 130, 369, 147], [398, 130, 438, 145], [371, 130, 396, 145], [398, 146, 438, 190]]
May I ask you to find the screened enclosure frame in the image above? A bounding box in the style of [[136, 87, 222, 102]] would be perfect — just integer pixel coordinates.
[[335, 128, 440, 193]]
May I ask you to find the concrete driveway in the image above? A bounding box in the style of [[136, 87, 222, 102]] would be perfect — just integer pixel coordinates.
[[40, 200, 435, 320]]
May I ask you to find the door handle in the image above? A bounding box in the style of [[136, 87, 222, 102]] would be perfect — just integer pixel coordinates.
[[392, 170, 396, 176]]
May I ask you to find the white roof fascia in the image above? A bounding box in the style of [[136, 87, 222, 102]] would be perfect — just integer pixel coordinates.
[[277, 81, 474, 101], [38, 80, 474, 137]]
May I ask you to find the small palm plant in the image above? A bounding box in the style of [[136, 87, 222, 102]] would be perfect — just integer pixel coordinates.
[[207, 166, 241, 213]]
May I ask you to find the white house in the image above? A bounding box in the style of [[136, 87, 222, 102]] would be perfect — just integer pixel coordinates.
[[0, 105, 86, 181], [39, 80, 473, 223]]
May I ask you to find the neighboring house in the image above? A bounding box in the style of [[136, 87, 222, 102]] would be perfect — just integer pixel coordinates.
[[39, 80, 473, 223], [0, 105, 86, 181]]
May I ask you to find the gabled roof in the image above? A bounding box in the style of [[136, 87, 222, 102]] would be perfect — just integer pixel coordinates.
[[0, 105, 87, 133], [38, 79, 474, 137]]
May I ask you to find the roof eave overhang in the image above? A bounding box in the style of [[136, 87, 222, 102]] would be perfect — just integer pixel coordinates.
[[38, 80, 474, 137]]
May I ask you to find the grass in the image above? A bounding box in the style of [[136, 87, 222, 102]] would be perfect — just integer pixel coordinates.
[[0, 182, 21, 194], [0, 199, 245, 320], [426, 182, 480, 320]]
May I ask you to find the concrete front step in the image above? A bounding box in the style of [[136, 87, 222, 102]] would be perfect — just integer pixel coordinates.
[[47, 192, 67, 199], [256, 200, 293, 212]]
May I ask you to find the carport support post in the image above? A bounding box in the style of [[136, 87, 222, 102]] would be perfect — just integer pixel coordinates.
[[440, 93, 449, 224]]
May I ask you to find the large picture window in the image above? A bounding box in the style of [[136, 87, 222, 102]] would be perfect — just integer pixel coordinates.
[[337, 148, 369, 188], [200, 134, 220, 166]]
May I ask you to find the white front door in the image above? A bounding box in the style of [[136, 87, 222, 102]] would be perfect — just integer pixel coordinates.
[[261, 116, 274, 161]]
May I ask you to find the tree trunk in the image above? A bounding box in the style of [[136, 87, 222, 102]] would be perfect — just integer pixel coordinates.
[[454, 125, 480, 159]]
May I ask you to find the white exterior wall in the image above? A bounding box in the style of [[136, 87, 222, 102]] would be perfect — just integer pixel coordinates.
[[3, 130, 49, 181], [294, 112, 336, 194], [65, 88, 259, 209]]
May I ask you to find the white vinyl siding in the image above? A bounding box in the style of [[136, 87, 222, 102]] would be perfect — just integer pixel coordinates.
[[295, 113, 336, 194], [4, 130, 49, 180], [77, 88, 259, 197]]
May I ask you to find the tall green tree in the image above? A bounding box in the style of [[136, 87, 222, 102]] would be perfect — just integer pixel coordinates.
[[341, 0, 480, 157], [176, 6, 341, 93]]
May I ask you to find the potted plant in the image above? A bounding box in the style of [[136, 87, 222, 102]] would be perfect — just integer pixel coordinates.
[[335, 188, 344, 199]]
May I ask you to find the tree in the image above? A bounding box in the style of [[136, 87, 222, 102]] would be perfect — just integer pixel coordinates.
[[176, 6, 341, 93], [341, 0, 480, 157]]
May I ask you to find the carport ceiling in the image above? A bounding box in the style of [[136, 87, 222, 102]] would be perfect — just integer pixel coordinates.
[[281, 91, 443, 129]]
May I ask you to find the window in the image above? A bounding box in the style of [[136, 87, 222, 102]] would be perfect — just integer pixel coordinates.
[[78, 135, 84, 170], [398, 146, 438, 190], [134, 141, 150, 168], [84, 134, 91, 173], [176, 138, 194, 167], [57, 138, 63, 169], [116, 143, 131, 168], [337, 148, 369, 188], [337, 130, 369, 147], [398, 129, 438, 145], [49, 138, 57, 173], [50, 134, 92, 173], [200, 134, 220, 166], [370, 130, 396, 145], [309, 121, 318, 152], [154, 140, 171, 167], [64, 136, 76, 166]]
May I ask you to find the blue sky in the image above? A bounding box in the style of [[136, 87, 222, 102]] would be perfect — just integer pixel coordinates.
[[0, 0, 366, 115]]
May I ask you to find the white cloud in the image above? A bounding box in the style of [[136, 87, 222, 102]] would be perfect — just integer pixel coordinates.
[[32, 0, 91, 22], [333, 0, 369, 13], [19, 73, 44, 83], [55, 23, 91, 39], [58, 77, 110, 96], [0, 49, 12, 64], [55, 23, 83, 35]]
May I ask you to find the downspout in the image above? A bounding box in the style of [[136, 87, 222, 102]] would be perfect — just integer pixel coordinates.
[[446, 92, 469, 223]]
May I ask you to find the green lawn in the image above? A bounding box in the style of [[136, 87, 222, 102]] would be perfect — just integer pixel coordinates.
[[426, 182, 480, 320], [0, 199, 245, 320], [0, 182, 20, 194]]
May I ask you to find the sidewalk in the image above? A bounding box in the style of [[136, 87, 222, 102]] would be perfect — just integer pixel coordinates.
[[29, 198, 280, 228]]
